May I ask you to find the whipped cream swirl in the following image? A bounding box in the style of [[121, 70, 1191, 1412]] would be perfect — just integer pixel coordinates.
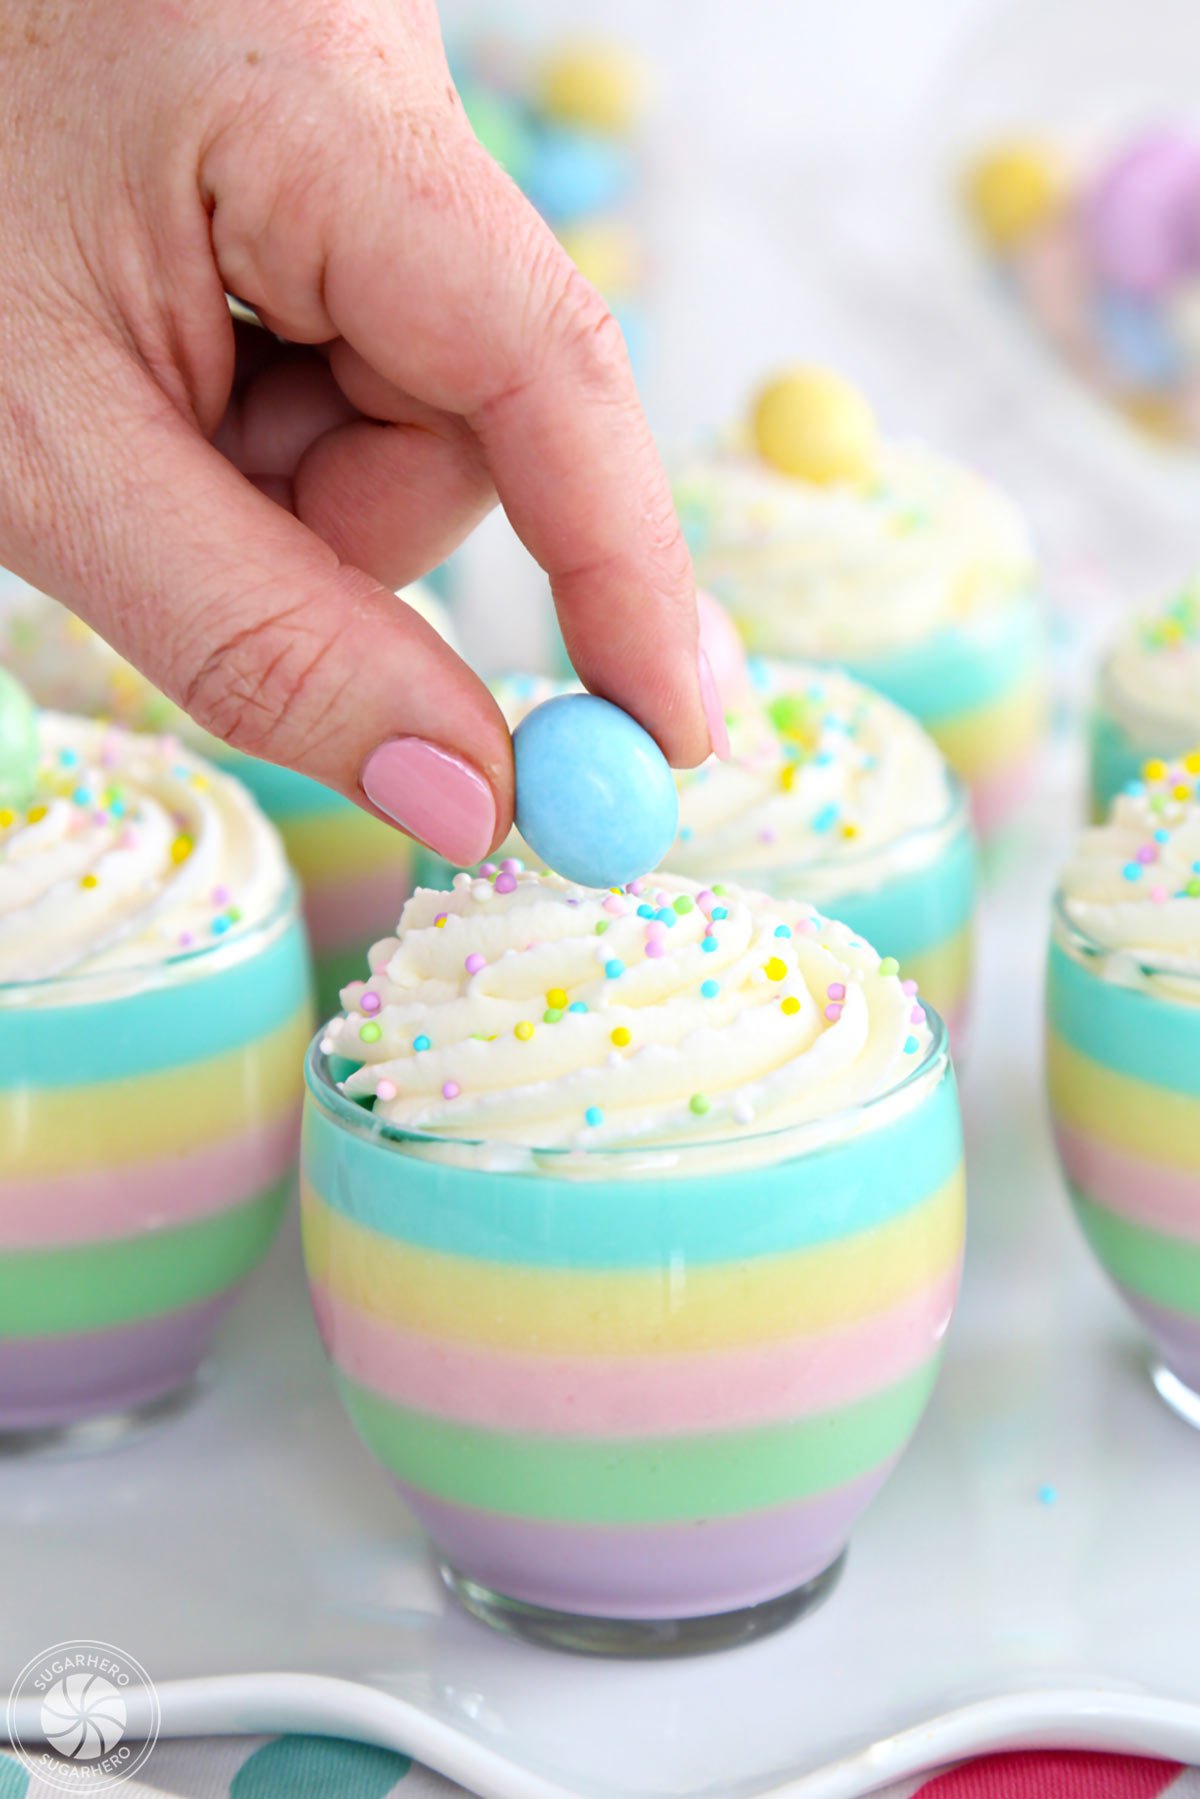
[[494, 665, 956, 896], [1101, 574, 1200, 748], [672, 439, 1036, 655], [0, 713, 289, 989], [1058, 758, 1200, 996], [324, 869, 936, 1156]]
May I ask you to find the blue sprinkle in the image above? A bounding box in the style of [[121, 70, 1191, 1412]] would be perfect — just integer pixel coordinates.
[[1123, 863, 1142, 882], [211, 915, 231, 936], [604, 959, 624, 979], [71, 785, 92, 807], [701, 979, 719, 998], [1038, 1484, 1058, 1507], [109, 799, 125, 818], [812, 803, 839, 833], [655, 907, 676, 927], [569, 1000, 588, 1013], [813, 749, 834, 766], [711, 906, 728, 921], [413, 1035, 431, 1052], [774, 925, 792, 939], [701, 935, 718, 952], [1154, 828, 1171, 843], [747, 656, 771, 691], [585, 1106, 603, 1127], [903, 1035, 919, 1055], [637, 904, 655, 918], [58, 748, 79, 769]]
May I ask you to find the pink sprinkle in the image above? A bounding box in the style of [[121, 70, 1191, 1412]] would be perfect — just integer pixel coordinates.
[[480, 862, 496, 877], [603, 894, 625, 916], [434, 912, 448, 926], [442, 1080, 460, 1100], [118, 828, 139, 850], [901, 979, 918, 995], [360, 991, 382, 1016], [696, 889, 715, 915], [495, 872, 518, 894], [501, 857, 520, 872], [827, 982, 846, 1001], [211, 884, 230, 906], [178, 930, 194, 948], [1150, 885, 1169, 903], [646, 918, 667, 937], [375, 1079, 397, 1102], [1136, 845, 1157, 865], [645, 939, 665, 958], [627, 878, 645, 895], [654, 890, 669, 907], [911, 1006, 925, 1024], [796, 917, 817, 934], [92, 810, 108, 826], [759, 827, 777, 844], [465, 953, 486, 974], [825, 1002, 843, 1021]]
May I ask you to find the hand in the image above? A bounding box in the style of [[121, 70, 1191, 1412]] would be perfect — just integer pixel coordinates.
[[0, 0, 721, 865]]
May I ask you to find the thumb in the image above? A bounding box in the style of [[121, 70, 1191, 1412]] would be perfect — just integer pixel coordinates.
[[23, 359, 512, 868]]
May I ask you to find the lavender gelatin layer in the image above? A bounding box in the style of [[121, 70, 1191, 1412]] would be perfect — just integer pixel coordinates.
[[302, 869, 965, 1642]]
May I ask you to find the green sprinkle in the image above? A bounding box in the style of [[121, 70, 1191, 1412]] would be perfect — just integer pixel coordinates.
[[672, 894, 695, 915], [879, 956, 899, 977], [359, 1021, 382, 1043], [689, 1093, 711, 1116], [594, 921, 609, 935], [543, 1008, 564, 1023]]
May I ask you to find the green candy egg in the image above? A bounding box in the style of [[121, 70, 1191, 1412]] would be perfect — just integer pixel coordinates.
[[0, 668, 38, 812]]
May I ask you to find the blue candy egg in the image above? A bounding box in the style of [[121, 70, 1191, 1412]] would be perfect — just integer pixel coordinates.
[[524, 127, 633, 226], [513, 693, 678, 889]]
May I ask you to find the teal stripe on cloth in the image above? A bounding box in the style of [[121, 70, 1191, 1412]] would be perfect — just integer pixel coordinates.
[[231, 1736, 411, 1797], [302, 1057, 962, 1267], [837, 592, 1044, 724], [0, 909, 310, 1089], [1047, 937, 1200, 1095]]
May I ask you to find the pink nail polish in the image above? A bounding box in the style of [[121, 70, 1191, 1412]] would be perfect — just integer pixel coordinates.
[[698, 649, 731, 761], [360, 738, 496, 866]]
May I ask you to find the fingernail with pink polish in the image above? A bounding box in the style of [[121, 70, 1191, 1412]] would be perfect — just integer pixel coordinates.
[[361, 738, 497, 867], [698, 649, 731, 761]]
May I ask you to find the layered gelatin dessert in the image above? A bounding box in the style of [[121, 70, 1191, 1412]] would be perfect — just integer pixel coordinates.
[[302, 868, 965, 1652], [464, 661, 976, 1049], [0, 577, 453, 1011], [1047, 760, 1200, 1423], [0, 692, 311, 1433], [672, 369, 1048, 845], [1090, 574, 1200, 816]]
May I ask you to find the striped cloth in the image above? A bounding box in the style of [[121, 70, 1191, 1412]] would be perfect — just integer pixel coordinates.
[[2, 1743, 1198, 1798]]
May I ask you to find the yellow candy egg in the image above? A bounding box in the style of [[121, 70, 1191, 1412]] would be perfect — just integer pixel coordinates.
[[751, 367, 878, 486], [964, 141, 1064, 250], [538, 41, 645, 137]]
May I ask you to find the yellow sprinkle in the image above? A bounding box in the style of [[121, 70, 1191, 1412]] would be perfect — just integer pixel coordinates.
[[1174, 783, 1192, 802], [781, 996, 800, 1015], [434, 917, 447, 928], [1185, 751, 1200, 775], [1144, 758, 1167, 782], [191, 774, 208, 791], [0, 809, 13, 830], [546, 987, 569, 1010], [779, 764, 798, 793], [170, 834, 193, 865], [79, 873, 99, 889], [610, 1026, 631, 1048], [514, 1021, 535, 1041], [764, 956, 788, 982], [26, 804, 47, 824]]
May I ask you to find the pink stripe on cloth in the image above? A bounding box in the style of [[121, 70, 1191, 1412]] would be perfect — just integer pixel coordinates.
[[915, 1751, 1184, 1796], [308, 1261, 960, 1435], [0, 1107, 300, 1248], [302, 865, 414, 954], [1055, 1121, 1200, 1242]]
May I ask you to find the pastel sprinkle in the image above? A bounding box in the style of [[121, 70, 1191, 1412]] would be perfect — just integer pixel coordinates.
[[375, 1080, 397, 1102], [170, 834, 193, 864], [543, 1008, 564, 1023], [434, 914, 448, 928], [645, 938, 665, 958], [480, 862, 496, 877], [594, 921, 609, 935], [442, 1080, 460, 1100], [673, 895, 694, 914], [711, 906, 728, 920], [413, 1035, 431, 1052], [774, 925, 792, 939], [359, 1021, 382, 1043], [569, 1001, 588, 1013], [495, 872, 518, 894], [827, 982, 846, 1001], [603, 895, 626, 916], [824, 1002, 843, 1021], [689, 1093, 711, 1116], [547, 987, 569, 1009], [611, 1026, 631, 1047], [1150, 886, 1169, 903], [637, 904, 655, 919], [605, 959, 624, 979], [781, 996, 800, 1015], [879, 957, 899, 977], [701, 979, 719, 998], [764, 957, 788, 982], [902, 979, 918, 995], [515, 1021, 534, 1041], [359, 992, 382, 1016], [79, 872, 99, 890], [1123, 864, 1142, 882], [465, 953, 486, 974], [904, 1036, 919, 1055], [500, 857, 521, 872], [701, 935, 718, 953], [585, 1106, 604, 1127], [212, 885, 230, 906]]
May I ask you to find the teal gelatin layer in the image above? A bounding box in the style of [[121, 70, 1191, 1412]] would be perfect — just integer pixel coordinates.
[[1047, 936, 1200, 1095], [301, 1047, 962, 1268], [1089, 707, 1160, 819], [209, 748, 349, 822], [836, 592, 1045, 727], [822, 817, 975, 964], [0, 906, 311, 1090]]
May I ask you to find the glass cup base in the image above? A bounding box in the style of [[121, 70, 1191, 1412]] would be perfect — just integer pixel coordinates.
[[1151, 1360, 1200, 1433], [438, 1549, 847, 1659], [0, 1369, 204, 1460]]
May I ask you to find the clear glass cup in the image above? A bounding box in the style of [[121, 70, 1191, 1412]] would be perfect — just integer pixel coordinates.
[[1047, 893, 1200, 1426], [1088, 652, 1197, 820], [301, 1015, 964, 1656], [0, 884, 312, 1447]]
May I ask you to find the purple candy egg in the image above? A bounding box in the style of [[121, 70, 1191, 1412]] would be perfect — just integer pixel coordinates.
[[1086, 128, 1200, 298]]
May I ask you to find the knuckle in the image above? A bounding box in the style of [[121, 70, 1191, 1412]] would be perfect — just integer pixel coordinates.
[[180, 595, 342, 762], [542, 263, 630, 394]]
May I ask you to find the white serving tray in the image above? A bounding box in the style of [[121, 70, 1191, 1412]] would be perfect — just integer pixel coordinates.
[[5, 764, 1200, 1799]]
